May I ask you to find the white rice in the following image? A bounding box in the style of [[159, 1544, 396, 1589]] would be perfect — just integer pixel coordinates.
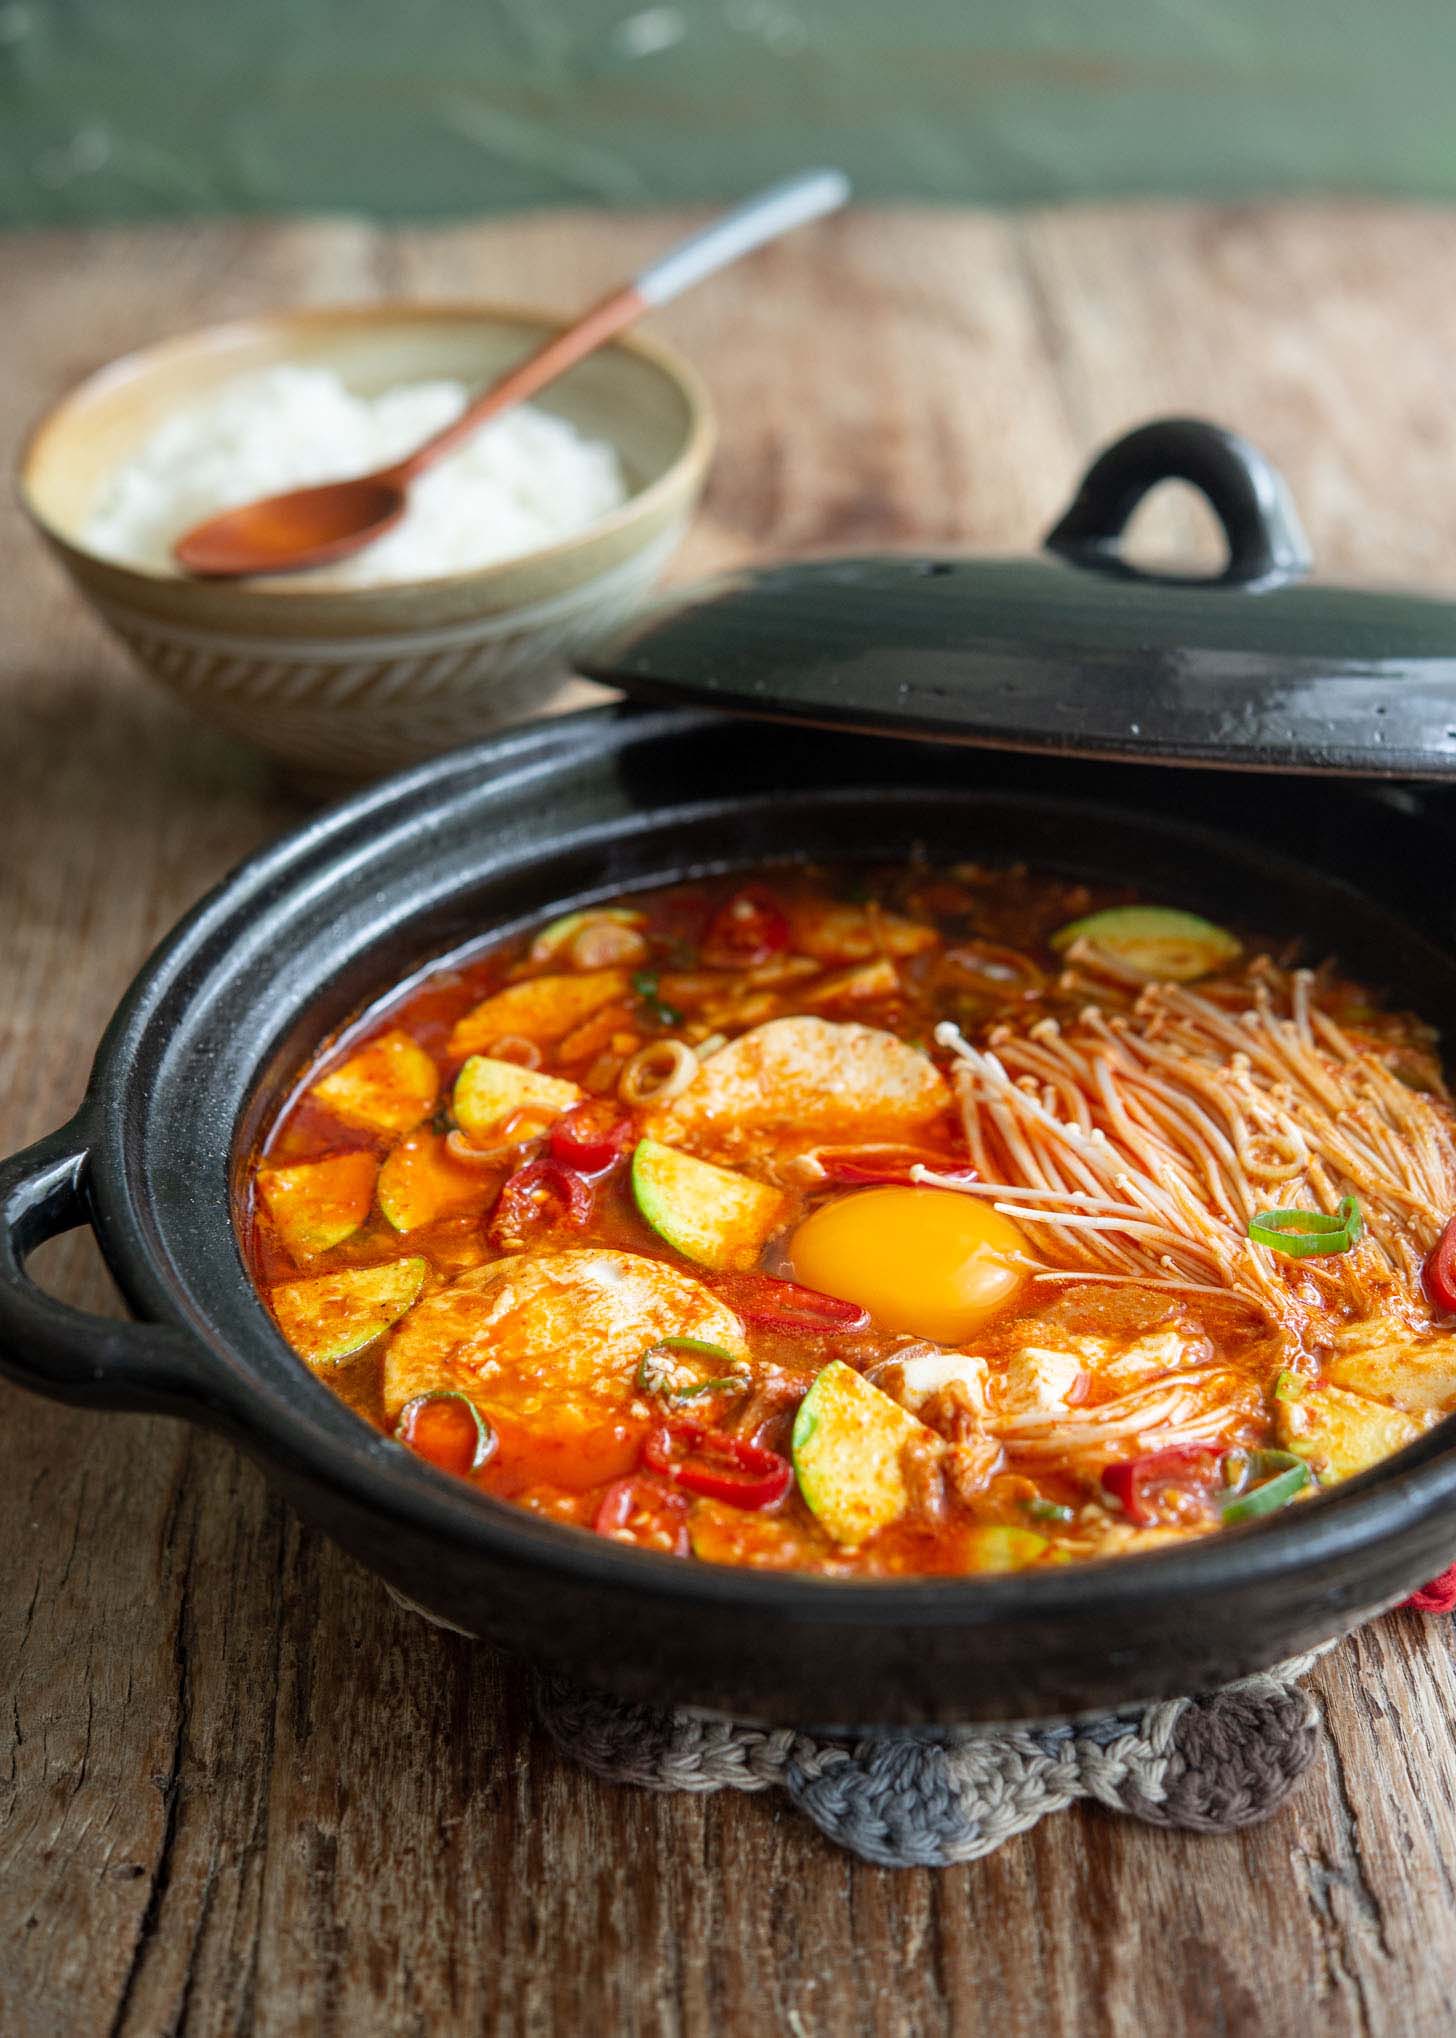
[[83, 363, 629, 586]]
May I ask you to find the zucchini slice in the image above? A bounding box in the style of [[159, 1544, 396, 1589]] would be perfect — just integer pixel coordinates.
[[377, 1128, 495, 1232], [961, 1525, 1049, 1573], [310, 1029, 439, 1134], [791, 1359, 933, 1545], [631, 1137, 788, 1271], [256, 1150, 377, 1257], [270, 1257, 427, 1367], [446, 970, 629, 1059], [452, 1055, 582, 1145], [1050, 906, 1240, 982]]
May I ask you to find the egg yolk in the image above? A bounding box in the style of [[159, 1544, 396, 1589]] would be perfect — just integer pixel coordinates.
[[788, 1186, 1029, 1343]]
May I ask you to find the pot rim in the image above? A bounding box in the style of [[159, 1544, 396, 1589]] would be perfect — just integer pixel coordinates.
[[51, 702, 1456, 1631]]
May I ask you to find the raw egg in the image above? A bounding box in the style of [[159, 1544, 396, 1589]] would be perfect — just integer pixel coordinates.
[[788, 1186, 1029, 1343]]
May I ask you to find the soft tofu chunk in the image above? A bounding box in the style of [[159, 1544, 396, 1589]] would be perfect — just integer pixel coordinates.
[[645, 1016, 951, 1166], [382, 1247, 746, 1435], [1278, 1384, 1427, 1483], [890, 1349, 991, 1417], [991, 1346, 1089, 1420], [1096, 1328, 1215, 1386]]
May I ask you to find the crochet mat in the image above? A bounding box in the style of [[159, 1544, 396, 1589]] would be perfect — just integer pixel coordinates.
[[393, 1565, 1456, 1868], [532, 1653, 1327, 1868]]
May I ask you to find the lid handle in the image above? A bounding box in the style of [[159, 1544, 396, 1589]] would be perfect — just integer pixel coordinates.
[[1044, 418, 1312, 590]]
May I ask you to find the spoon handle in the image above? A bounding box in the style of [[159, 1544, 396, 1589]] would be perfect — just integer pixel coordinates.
[[391, 169, 850, 486], [634, 168, 851, 306]]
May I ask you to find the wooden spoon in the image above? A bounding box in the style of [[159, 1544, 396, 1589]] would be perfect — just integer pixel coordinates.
[[173, 169, 849, 579]]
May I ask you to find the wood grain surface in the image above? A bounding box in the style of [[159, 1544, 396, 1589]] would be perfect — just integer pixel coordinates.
[[4, 204, 1456, 2038]]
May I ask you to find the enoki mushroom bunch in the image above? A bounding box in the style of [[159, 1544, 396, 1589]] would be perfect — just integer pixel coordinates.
[[923, 960, 1456, 1349]]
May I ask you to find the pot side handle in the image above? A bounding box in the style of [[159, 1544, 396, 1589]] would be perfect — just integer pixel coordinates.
[[0, 1122, 203, 1413], [1044, 417, 1312, 590]]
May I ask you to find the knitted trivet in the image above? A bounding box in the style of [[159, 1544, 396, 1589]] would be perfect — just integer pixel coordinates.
[[389, 1564, 1455, 1867], [531, 1651, 1328, 1867]]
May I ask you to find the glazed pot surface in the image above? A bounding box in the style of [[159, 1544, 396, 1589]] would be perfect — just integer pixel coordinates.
[[3, 705, 1455, 1726]]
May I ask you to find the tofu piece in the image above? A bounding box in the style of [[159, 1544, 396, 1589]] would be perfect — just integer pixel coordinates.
[[1327, 1318, 1456, 1416], [1278, 1384, 1428, 1483], [382, 1248, 746, 1434], [991, 1346, 1089, 1420], [645, 1016, 951, 1166], [890, 1350, 991, 1417], [1096, 1328, 1215, 1387]]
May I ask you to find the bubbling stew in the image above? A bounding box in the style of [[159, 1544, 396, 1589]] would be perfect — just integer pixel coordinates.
[[242, 864, 1456, 1575]]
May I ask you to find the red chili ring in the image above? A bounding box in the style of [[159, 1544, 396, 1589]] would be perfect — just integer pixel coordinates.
[[643, 1421, 793, 1511]]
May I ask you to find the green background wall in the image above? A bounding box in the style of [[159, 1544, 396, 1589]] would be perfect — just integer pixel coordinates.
[[2, 0, 1454, 227]]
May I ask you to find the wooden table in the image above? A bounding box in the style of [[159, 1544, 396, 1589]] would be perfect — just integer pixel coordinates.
[[5, 204, 1456, 2038]]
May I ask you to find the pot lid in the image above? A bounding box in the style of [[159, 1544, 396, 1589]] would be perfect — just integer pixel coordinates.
[[581, 418, 1456, 777]]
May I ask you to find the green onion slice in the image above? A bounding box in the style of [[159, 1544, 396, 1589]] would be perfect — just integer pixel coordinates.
[[1219, 1449, 1313, 1523], [1273, 1368, 1307, 1404], [632, 970, 660, 999], [635, 1337, 748, 1403], [1023, 1498, 1076, 1523], [396, 1390, 497, 1473], [1248, 1196, 1363, 1259]]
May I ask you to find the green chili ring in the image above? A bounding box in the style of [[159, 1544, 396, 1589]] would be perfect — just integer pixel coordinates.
[[396, 1390, 498, 1473], [1219, 1449, 1314, 1523], [635, 1337, 749, 1403]]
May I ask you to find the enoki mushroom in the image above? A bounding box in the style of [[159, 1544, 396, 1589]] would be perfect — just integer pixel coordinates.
[[927, 965, 1456, 1346]]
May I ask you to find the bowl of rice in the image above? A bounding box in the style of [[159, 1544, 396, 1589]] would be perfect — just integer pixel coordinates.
[[18, 304, 714, 779]]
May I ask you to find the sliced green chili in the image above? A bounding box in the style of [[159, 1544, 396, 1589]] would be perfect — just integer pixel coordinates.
[[1248, 1195, 1363, 1259], [395, 1390, 497, 1474], [1273, 1368, 1307, 1404], [1023, 1498, 1076, 1523], [631, 970, 659, 999], [635, 1337, 748, 1403], [1219, 1448, 1313, 1523]]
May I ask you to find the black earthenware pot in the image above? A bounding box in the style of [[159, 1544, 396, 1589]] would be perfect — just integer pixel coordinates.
[[2, 704, 1455, 1728]]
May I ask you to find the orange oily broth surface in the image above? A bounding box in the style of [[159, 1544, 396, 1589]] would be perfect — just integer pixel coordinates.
[[242, 864, 1453, 1576]]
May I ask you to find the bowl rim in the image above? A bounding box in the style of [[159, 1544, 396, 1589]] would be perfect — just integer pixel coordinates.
[[15, 300, 717, 602], [74, 707, 1456, 1626]]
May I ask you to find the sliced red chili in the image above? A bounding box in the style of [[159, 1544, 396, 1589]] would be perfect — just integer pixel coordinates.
[[548, 1100, 634, 1176], [817, 1155, 978, 1189], [1101, 1444, 1222, 1527], [712, 1270, 871, 1335], [644, 1421, 794, 1510], [488, 1156, 594, 1246], [1423, 1214, 1456, 1316], [593, 1475, 690, 1555], [701, 886, 792, 969]]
